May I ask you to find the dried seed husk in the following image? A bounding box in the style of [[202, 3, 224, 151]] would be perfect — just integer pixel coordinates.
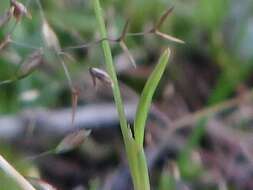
[[89, 67, 112, 86], [55, 129, 91, 154], [155, 30, 185, 44], [42, 19, 61, 52], [10, 0, 31, 21], [16, 49, 43, 79]]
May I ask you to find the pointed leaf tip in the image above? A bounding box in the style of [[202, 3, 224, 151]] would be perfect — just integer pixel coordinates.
[[89, 67, 112, 86], [134, 47, 170, 147]]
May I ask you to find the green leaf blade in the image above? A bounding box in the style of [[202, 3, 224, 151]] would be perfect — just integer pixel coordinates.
[[134, 48, 171, 147]]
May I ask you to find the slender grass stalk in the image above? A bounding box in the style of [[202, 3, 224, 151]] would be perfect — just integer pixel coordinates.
[[92, 0, 129, 145], [92, 1, 143, 189], [93, 1, 170, 190]]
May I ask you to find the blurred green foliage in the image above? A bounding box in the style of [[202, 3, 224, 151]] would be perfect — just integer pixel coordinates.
[[0, 0, 252, 113]]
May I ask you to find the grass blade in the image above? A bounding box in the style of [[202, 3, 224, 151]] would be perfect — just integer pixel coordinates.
[[0, 154, 36, 190], [134, 48, 170, 147]]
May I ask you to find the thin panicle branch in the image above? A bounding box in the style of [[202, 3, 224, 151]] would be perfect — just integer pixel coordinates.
[[10, 40, 41, 50], [58, 51, 76, 62], [63, 37, 114, 51], [57, 54, 74, 88], [118, 19, 130, 41], [126, 32, 149, 37], [153, 6, 174, 31], [25, 150, 54, 161], [149, 6, 185, 44], [118, 20, 137, 67], [119, 41, 136, 68], [71, 87, 80, 128]]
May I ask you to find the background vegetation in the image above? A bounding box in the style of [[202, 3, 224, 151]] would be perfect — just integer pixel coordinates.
[[0, 0, 253, 189]]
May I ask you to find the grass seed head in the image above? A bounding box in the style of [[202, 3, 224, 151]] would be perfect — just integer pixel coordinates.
[[10, 0, 31, 21], [17, 49, 44, 79], [55, 129, 91, 154], [89, 67, 113, 87], [42, 19, 61, 52]]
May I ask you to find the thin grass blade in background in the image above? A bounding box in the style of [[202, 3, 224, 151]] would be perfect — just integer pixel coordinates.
[[0, 9, 13, 28], [134, 48, 171, 147], [0, 155, 36, 190]]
